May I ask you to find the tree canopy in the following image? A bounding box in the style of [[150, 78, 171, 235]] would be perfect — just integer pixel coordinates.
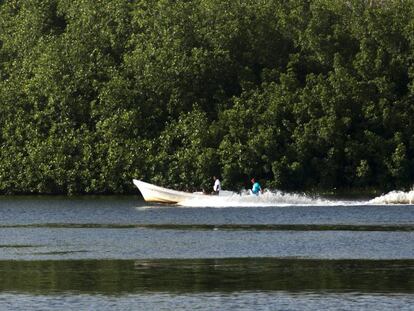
[[0, 0, 413, 194]]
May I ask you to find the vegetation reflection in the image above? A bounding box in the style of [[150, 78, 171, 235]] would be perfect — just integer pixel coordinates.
[[0, 259, 412, 294]]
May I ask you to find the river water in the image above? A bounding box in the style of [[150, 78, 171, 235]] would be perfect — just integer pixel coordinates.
[[0, 196, 413, 310]]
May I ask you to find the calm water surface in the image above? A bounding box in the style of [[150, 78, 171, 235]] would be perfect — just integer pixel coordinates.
[[0, 196, 413, 310]]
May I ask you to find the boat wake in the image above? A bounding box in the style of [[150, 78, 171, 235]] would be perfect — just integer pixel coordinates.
[[369, 190, 414, 205], [178, 190, 363, 207]]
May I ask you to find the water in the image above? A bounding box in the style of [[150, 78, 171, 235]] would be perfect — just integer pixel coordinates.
[[0, 196, 413, 310]]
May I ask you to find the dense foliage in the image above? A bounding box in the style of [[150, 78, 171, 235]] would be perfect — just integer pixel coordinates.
[[1, 0, 413, 194]]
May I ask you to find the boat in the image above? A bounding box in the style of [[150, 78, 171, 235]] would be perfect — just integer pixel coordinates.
[[133, 179, 207, 204]]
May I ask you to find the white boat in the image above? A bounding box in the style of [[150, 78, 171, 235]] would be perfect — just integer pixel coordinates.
[[133, 179, 207, 204]]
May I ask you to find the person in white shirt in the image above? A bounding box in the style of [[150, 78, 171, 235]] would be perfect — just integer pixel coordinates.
[[212, 176, 221, 195]]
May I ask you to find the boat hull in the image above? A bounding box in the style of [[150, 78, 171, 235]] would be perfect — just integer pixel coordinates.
[[133, 179, 203, 204]]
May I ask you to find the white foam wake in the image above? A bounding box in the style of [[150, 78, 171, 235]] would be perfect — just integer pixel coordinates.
[[370, 190, 414, 205], [178, 190, 361, 207]]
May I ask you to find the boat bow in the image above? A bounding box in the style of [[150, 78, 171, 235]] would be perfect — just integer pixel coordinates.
[[133, 179, 199, 204]]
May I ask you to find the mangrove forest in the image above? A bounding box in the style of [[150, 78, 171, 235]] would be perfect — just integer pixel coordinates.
[[0, 0, 414, 194]]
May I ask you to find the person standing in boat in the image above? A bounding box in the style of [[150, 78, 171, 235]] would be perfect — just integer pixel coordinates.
[[212, 176, 221, 195], [250, 178, 263, 195]]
